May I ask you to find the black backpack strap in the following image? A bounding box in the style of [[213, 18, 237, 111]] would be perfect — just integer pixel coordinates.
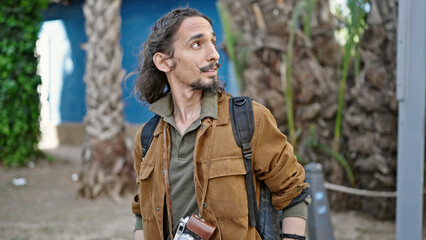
[[140, 115, 161, 160], [229, 97, 262, 237]]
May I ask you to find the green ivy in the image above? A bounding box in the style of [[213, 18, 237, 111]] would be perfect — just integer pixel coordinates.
[[0, 0, 49, 166]]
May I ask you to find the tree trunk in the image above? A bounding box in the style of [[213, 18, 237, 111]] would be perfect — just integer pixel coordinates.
[[79, 0, 134, 200], [342, 0, 398, 219], [219, 0, 399, 219], [218, 0, 342, 179]]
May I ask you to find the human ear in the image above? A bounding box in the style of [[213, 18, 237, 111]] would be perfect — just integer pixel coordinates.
[[153, 52, 172, 72]]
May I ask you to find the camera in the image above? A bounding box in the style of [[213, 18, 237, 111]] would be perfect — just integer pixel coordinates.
[[173, 214, 216, 240]]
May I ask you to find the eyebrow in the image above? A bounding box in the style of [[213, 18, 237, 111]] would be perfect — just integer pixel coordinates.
[[186, 32, 216, 45]]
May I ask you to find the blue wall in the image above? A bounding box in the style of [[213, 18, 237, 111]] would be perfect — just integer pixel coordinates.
[[41, 0, 87, 124], [41, 0, 236, 125]]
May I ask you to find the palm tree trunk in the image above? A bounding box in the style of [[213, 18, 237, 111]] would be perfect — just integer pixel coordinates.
[[218, 0, 341, 175], [219, 0, 399, 219], [341, 0, 398, 218], [79, 0, 134, 200]]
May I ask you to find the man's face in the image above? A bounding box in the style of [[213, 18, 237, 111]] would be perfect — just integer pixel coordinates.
[[168, 17, 220, 92]]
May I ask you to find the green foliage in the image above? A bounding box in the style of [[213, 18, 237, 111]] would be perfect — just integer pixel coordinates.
[[334, 0, 367, 151], [47, 155, 55, 163], [307, 125, 355, 186], [216, 2, 249, 91], [282, 1, 306, 148], [303, 0, 316, 38], [0, 0, 48, 166]]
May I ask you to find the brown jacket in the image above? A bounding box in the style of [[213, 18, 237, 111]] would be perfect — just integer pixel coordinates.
[[131, 94, 308, 240]]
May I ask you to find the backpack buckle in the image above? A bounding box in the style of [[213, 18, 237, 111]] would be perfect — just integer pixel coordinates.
[[142, 148, 148, 161], [242, 143, 252, 160]]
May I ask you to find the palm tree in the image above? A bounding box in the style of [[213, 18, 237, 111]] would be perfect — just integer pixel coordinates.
[[340, 0, 398, 219], [79, 0, 134, 200], [218, 0, 341, 175], [219, 0, 399, 219]]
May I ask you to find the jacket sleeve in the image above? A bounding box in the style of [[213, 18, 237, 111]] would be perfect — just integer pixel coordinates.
[[251, 103, 309, 210], [131, 126, 144, 215]]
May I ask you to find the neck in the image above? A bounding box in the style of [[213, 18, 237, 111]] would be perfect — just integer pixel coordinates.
[[173, 90, 203, 120], [171, 89, 203, 135]]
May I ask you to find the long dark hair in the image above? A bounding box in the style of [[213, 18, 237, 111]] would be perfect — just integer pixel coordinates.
[[135, 8, 212, 104]]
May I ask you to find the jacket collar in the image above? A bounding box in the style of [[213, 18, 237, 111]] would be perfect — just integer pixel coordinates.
[[149, 91, 226, 135], [216, 92, 230, 126]]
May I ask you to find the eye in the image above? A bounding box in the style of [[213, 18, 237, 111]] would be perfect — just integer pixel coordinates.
[[191, 41, 201, 49]]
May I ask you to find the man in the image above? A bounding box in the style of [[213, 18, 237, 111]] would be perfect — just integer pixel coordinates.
[[132, 8, 309, 240]]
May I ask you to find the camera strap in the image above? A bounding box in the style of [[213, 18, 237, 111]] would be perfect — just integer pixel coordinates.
[[163, 124, 174, 239]]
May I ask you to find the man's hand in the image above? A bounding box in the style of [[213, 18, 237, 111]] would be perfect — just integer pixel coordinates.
[[281, 217, 306, 239], [134, 230, 144, 240]]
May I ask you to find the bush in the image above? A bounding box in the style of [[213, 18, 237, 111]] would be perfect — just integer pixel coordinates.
[[0, 0, 49, 166]]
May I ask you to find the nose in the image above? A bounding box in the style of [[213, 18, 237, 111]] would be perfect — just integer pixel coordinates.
[[207, 43, 220, 62]]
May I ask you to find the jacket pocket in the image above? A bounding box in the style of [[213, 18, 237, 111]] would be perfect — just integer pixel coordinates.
[[139, 163, 154, 180], [205, 156, 248, 219], [138, 163, 155, 220]]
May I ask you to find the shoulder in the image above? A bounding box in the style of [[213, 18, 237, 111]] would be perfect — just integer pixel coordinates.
[[250, 99, 279, 132], [251, 99, 269, 113], [224, 94, 270, 114], [252, 99, 274, 119], [133, 125, 144, 150], [221, 94, 276, 124]]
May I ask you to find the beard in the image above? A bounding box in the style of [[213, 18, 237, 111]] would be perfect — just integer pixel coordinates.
[[190, 61, 223, 94], [190, 76, 220, 95]]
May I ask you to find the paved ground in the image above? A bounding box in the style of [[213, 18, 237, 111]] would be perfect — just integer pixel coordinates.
[[0, 145, 422, 240]]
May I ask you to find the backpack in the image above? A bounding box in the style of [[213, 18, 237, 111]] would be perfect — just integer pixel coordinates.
[[140, 96, 280, 240]]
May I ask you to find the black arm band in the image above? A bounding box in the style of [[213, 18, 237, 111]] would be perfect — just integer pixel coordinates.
[[280, 233, 306, 240]]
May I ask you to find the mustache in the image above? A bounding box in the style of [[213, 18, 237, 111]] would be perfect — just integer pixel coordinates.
[[197, 61, 222, 72]]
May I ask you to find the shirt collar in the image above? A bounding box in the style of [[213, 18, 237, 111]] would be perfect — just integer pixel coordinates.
[[149, 91, 218, 120]]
